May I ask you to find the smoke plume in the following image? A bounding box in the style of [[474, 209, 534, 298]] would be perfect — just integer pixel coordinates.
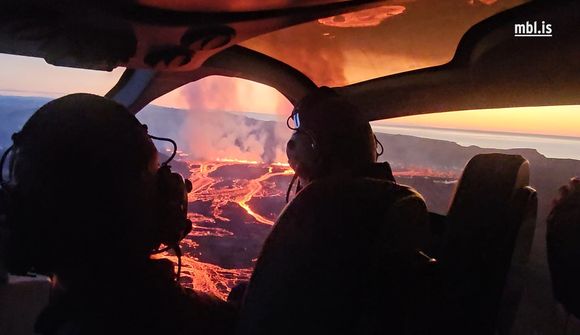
[[178, 76, 293, 163]]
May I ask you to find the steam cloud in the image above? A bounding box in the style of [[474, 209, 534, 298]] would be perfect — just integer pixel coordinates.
[[178, 76, 293, 163]]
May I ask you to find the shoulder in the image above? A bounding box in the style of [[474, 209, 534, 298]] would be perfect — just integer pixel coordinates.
[[287, 177, 424, 212], [274, 177, 427, 239], [547, 191, 580, 253]]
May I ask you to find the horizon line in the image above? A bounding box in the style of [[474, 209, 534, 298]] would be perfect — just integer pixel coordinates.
[[372, 124, 580, 142], [2, 93, 579, 141]]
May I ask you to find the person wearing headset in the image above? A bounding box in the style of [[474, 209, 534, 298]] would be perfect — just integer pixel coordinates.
[[236, 88, 430, 335], [547, 177, 580, 320], [284, 87, 393, 191], [0, 94, 235, 335]]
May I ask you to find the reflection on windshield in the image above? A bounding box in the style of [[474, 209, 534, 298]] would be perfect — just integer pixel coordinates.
[[242, 0, 528, 86], [318, 5, 405, 28]]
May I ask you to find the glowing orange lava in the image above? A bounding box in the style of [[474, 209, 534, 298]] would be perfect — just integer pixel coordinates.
[[237, 166, 294, 225], [163, 252, 253, 301], [188, 159, 293, 225], [162, 159, 294, 299]]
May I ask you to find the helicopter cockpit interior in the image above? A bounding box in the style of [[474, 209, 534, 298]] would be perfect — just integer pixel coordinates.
[[0, 0, 579, 334]]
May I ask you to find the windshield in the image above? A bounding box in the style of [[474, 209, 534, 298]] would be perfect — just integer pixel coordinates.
[[370, 107, 580, 213], [0, 54, 123, 149], [0, 54, 124, 98], [136, 76, 293, 298], [1, 57, 580, 335], [132, 76, 580, 300], [241, 0, 528, 86]]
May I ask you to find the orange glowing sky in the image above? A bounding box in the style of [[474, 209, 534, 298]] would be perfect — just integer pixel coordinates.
[[376, 106, 580, 138], [1, 53, 579, 138]]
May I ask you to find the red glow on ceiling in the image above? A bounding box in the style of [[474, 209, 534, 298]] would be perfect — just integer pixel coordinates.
[[469, 0, 499, 5], [318, 5, 406, 28]]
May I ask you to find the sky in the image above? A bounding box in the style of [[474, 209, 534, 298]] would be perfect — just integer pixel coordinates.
[[376, 106, 580, 139], [0, 54, 125, 97], [1, 53, 580, 139]]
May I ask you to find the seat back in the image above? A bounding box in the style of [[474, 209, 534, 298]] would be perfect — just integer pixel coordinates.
[[237, 176, 430, 335], [546, 185, 580, 319], [440, 153, 537, 334], [496, 186, 537, 334], [0, 275, 51, 335]]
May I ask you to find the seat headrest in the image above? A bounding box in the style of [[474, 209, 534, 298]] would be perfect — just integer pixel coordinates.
[[448, 153, 530, 217]]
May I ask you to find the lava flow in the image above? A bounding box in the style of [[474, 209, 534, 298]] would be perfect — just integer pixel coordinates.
[[163, 158, 458, 300], [188, 159, 294, 225], [163, 159, 294, 300]]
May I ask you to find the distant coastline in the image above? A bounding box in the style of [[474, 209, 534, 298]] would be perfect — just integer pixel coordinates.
[[373, 124, 580, 160], [373, 124, 580, 142]]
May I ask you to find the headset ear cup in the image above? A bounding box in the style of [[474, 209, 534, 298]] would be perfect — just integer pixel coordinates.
[[374, 134, 384, 160], [287, 130, 320, 181], [154, 165, 192, 250]]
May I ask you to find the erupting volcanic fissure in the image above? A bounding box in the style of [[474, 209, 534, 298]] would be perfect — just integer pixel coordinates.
[[161, 157, 459, 300]]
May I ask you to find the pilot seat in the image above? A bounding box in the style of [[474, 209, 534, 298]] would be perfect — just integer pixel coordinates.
[[236, 171, 431, 335], [433, 153, 537, 334]]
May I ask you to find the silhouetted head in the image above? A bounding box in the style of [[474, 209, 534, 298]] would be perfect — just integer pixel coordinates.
[[4, 93, 159, 279], [286, 87, 376, 183]]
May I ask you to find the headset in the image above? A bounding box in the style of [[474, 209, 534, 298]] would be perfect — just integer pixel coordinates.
[[285, 108, 384, 203], [0, 129, 193, 281], [148, 134, 193, 280]]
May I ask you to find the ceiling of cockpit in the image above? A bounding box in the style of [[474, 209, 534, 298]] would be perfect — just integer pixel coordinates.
[[137, 0, 349, 12], [240, 0, 529, 87]]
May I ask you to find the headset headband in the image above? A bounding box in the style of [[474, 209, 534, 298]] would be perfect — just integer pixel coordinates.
[[0, 146, 13, 188], [149, 134, 177, 166]]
